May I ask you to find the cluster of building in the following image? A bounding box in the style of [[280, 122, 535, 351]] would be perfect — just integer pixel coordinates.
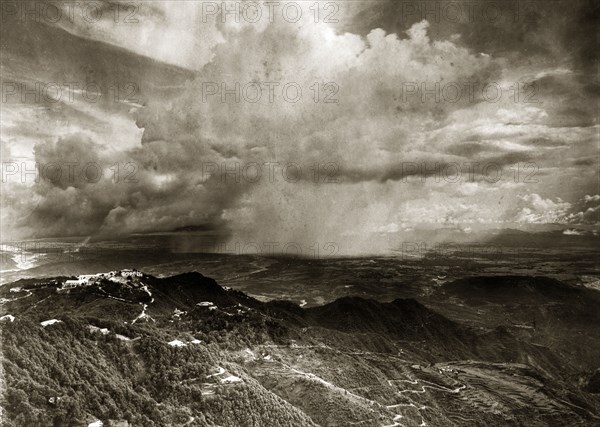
[[59, 269, 143, 291]]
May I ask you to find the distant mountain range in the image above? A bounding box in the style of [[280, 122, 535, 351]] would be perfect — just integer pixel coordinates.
[[1, 270, 599, 426], [385, 226, 600, 249]]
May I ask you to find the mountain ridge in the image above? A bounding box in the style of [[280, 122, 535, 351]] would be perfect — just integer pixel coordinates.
[[1, 270, 599, 426]]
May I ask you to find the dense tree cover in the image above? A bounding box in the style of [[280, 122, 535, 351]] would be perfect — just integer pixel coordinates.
[[0, 312, 316, 426], [2, 318, 189, 426], [2, 272, 599, 426]]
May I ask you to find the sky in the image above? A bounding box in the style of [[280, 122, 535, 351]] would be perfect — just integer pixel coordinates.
[[0, 0, 598, 254]]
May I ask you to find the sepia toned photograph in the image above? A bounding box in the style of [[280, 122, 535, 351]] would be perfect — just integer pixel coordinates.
[[0, 1, 598, 426]]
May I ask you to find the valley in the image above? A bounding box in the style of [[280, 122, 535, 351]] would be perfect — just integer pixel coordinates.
[[1, 269, 599, 426]]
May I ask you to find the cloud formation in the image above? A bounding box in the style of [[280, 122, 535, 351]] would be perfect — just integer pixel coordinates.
[[1, 1, 598, 253]]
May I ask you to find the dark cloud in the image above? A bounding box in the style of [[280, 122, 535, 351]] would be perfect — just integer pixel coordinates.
[[1, 2, 598, 249], [563, 0, 600, 74], [347, 0, 598, 73]]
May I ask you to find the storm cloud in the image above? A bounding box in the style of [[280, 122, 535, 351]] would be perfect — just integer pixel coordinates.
[[1, 1, 597, 253]]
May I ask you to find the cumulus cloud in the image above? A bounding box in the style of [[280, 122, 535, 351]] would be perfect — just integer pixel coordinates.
[[509, 193, 600, 225], [511, 194, 572, 224], [125, 17, 506, 251], [563, 228, 584, 235], [1, 1, 598, 251], [563, 195, 600, 225]]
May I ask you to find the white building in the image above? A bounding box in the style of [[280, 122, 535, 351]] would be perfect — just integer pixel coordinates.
[[60, 275, 96, 291], [121, 269, 143, 277], [59, 270, 143, 291]]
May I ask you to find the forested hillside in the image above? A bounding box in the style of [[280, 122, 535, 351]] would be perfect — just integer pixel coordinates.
[[1, 271, 599, 426]]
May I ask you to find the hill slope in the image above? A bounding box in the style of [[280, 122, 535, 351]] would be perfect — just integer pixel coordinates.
[[1, 271, 599, 426]]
